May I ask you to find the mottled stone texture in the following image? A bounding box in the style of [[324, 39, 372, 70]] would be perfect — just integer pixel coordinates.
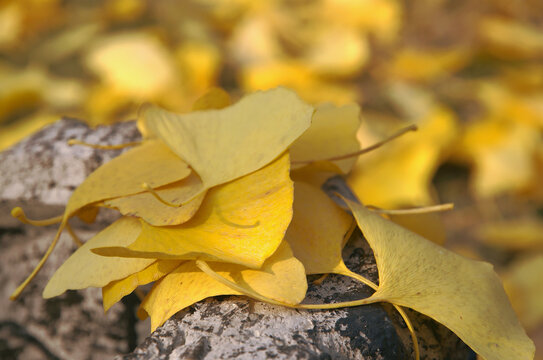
[[0, 120, 476, 359], [0, 118, 140, 228]]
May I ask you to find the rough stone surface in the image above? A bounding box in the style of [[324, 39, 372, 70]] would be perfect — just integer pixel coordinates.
[[0, 228, 146, 360], [0, 117, 140, 228], [0, 120, 476, 359]]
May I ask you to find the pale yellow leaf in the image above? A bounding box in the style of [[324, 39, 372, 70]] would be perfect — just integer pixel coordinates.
[[43, 217, 154, 298], [477, 219, 543, 251], [290, 102, 361, 173], [458, 118, 539, 197], [140, 87, 313, 190], [346, 199, 535, 360], [503, 256, 543, 330], [103, 173, 206, 226], [142, 241, 307, 331], [348, 106, 458, 208], [93, 153, 293, 269], [65, 139, 191, 217], [85, 32, 178, 98], [387, 212, 446, 245]]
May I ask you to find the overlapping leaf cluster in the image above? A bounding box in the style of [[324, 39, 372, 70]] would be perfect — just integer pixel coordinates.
[[10, 88, 535, 360]]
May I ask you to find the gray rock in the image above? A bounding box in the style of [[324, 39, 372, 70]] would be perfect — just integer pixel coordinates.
[[0, 227, 144, 360], [0, 120, 475, 359], [0, 118, 140, 228]]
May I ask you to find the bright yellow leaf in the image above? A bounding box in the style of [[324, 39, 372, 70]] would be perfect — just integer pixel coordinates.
[[304, 27, 369, 77], [346, 199, 535, 360], [65, 139, 191, 217], [141, 241, 307, 332], [458, 119, 539, 197], [290, 102, 361, 173], [43, 217, 153, 298], [93, 153, 293, 269], [103, 173, 206, 226], [348, 106, 458, 208], [85, 32, 179, 98], [140, 87, 313, 191], [102, 259, 182, 312]]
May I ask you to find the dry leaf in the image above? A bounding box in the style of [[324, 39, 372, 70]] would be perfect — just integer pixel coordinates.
[[43, 217, 153, 298], [141, 241, 307, 331], [102, 259, 182, 312], [290, 102, 361, 173], [93, 153, 293, 269], [103, 173, 207, 226], [285, 181, 353, 276], [140, 87, 313, 193], [503, 256, 543, 331], [65, 139, 191, 217], [345, 199, 535, 360]]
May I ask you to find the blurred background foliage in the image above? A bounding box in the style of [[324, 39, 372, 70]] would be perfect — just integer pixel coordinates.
[[0, 0, 542, 357]]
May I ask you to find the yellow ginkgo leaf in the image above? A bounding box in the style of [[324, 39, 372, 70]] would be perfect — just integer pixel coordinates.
[[348, 106, 458, 208], [65, 139, 191, 217], [103, 173, 207, 226], [141, 241, 307, 332], [384, 47, 469, 82], [191, 87, 231, 111], [85, 31, 178, 98], [285, 181, 354, 276], [290, 102, 361, 173], [479, 17, 543, 60], [140, 87, 313, 191], [387, 212, 446, 245], [43, 217, 154, 298], [345, 199, 535, 360], [102, 259, 182, 312], [476, 219, 543, 251], [458, 118, 539, 198], [93, 153, 293, 269], [503, 256, 543, 331]]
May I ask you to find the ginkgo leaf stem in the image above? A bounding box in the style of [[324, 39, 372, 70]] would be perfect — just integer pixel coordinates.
[[394, 305, 420, 360], [195, 259, 292, 307], [11, 207, 63, 226], [339, 269, 419, 360], [291, 124, 417, 165], [338, 269, 378, 290], [65, 222, 83, 247], [312, 273, 329, 285], [367, 203, 454, 215], [141, 183, 182, 208], [196, 259, 420, 360], [10, 219, 67, 300], [67, 139, 141, 150]]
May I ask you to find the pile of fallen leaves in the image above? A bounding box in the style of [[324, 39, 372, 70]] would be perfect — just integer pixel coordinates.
[[10, 88, 535, 359], [2, 0, 543, 358]]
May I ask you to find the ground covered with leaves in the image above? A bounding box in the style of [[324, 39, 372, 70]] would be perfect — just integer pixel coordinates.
[[1, 0, 542, 359]]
